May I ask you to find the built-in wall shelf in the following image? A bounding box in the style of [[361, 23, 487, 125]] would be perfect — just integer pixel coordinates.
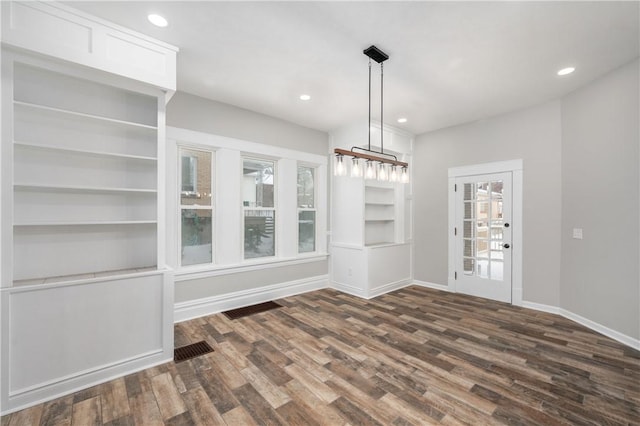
[[14, 220, 157, 227], [12, 266, 159, 287], [13, 101, 158, 130], [14, 184, 157, 194], [14, 141, 157, 161], [1, 4, 176, 413]]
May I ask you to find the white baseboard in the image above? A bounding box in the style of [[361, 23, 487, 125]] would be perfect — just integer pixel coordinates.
[[368, 278, 413, 298], [521, 300, 561, 315], [2, 352, 171, 416], [412, 280, 451, 292], [522, 300, 639, 350], [329, 281, 367, 299], [559, 308, 640, 351], [174, 275, 328, 323]]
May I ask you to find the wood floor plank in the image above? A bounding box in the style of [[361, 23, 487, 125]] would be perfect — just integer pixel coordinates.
[[7, 404, 43, 426], [150, 372, 187, 420], [3, 286, 638, 426], [181, 387, 226, 426], [71, 396, 102, 426]]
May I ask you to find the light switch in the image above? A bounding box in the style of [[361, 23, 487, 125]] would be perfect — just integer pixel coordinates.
[[572, 228, 583, 239]]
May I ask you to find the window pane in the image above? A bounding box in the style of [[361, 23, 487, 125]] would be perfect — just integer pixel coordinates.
[[180, 148, 212, 206], [297, 166, 315, 208], [244, 210, 275, 258], [181, 209, 212, 266], [298, 211, 316, 253], [243, 159, 275, 208]]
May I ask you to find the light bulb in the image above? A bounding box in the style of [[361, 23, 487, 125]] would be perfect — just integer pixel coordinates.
[[400, 166, 409, 183], [365, 161, 376, 180], [351, 157, 362, 177], [334, 155, 346, 176], [378, 163, 388, 181], [389, 165, 398, 182]]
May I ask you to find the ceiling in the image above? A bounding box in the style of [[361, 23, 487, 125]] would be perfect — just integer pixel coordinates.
[[66, 1, 639, 135]]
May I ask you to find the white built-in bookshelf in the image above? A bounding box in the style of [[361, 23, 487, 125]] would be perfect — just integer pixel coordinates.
[[11, 63, 159, 283]]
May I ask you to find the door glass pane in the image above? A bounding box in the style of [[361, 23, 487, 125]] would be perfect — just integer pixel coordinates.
[[298, 211, 315, 253], [180, 149, 212, 206], [459, 177, 508, 284], [477, 182, 489, 200], [476, 239, 489, 259], [181, 209, 212, 266], [244, 210, 275, 259], [463, 221, 475, 238], [477, 259, 489, 279], [463, 258, 475, 275], [463, 239, 474, 257], [464, 202, 475, 219], [243, 159, 275, 208], [464, 183, 473, 200], [477, 202, 489, 219]]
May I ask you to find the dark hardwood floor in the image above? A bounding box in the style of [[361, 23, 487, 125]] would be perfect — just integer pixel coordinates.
[[2, 286, 639, 425]]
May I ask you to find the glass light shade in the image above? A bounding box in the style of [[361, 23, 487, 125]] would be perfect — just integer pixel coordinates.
[[351, 157, 362, 177], [365, 161, 377, 180], [400, 166, 409, 183], [377, 163, 388, 181], [334, 155, 346, 176], [389, 165, 398, 182]]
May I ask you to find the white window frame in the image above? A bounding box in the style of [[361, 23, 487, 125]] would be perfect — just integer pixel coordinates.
[[178, 145, 215, 268], [297, 164, 317, 254], [168, 127, 328, 280], [242, 156, 277, 260]]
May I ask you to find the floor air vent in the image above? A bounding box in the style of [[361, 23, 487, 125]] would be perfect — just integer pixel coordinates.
[[174, 341, 214, 362], [222, 301, 282, 320]]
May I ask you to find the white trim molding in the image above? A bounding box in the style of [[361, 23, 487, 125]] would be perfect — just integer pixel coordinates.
[[522, 301, 639, 350], [413, 280, 451, 292], [174, 275, 328, 323]]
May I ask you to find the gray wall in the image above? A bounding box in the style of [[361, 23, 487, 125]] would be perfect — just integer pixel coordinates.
[[415, 59, 639, 340], [167, 92, 330, 306], [167, 92, 328, 156], [560, 60, 639, 339], [414, 102, 563, 306]]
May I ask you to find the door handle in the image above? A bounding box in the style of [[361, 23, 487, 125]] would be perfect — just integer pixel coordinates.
[[503, 243, 510, 249]]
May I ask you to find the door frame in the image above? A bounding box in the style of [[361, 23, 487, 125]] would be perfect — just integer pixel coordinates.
[[448, 160, 523, 306]]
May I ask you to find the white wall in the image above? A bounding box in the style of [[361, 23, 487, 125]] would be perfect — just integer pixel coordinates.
[[414, 101, 563, 306], [560, 59, 639, 340], [167, 92, 328, 156]]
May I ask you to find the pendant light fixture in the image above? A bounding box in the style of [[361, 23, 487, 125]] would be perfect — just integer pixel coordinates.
[[333, 45, 408, 183]]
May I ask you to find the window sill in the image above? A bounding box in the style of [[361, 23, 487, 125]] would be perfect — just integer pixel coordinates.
[[174, 253, 328, 282]]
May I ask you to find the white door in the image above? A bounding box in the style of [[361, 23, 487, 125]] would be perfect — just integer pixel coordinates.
[[454, 172, 512, 303]]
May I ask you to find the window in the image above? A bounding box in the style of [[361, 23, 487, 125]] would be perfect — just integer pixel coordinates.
[[179, 148, 213, 266], [297, 165, 316, 253], [243, 158, 276, 259]]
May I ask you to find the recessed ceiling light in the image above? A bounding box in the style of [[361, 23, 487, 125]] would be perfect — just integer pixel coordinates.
[[148, 14, 168, 27], [299, 94, 311, 101], [557, 67, 575, 76], [397, 118, 408, 124]]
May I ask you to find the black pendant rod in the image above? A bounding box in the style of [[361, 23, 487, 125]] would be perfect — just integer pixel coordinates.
[[380, 61, 384, 155], [368, 58, 372, 152]]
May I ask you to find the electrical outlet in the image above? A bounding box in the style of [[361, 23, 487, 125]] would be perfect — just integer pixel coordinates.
[[572, 228, 583, 239]]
